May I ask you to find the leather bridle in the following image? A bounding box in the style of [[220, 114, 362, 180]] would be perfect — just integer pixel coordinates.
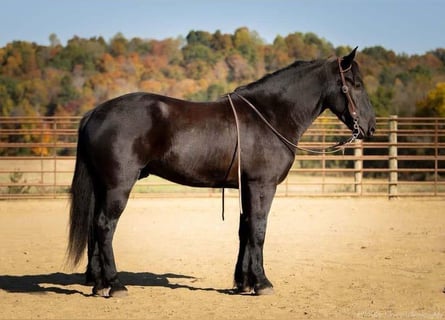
[[337, 57, 361, 141], [227, 57, 361, 155], [223, 57, 362, 216]]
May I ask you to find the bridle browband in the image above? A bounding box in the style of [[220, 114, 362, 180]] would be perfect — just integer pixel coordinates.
[[224, 57, 362, 216]]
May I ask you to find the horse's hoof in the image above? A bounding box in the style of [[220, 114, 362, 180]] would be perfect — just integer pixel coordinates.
[[93, 287, 111, 297], [233, 283, 254, 295], [255, 286, 274, 296], [238, 288, 254, 295], [110, 286, 128, 298]]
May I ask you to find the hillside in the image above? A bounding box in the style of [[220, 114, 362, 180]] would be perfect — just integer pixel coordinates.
[[1, 27, 444, 117]]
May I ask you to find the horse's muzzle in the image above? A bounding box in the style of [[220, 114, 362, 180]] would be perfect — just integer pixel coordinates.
[[356, 123, 375, 139]]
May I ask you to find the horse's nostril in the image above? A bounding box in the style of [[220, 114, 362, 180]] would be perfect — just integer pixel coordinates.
[[369, 127, 375, 136]]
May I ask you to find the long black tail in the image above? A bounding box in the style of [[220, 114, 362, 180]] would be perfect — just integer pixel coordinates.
[[67, 112, 95, 267]]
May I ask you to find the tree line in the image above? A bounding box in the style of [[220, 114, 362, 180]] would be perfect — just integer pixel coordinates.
[[1, 27, 444, 119]]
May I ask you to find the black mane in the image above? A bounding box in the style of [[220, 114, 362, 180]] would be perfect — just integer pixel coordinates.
[[235, 59, 324, 92]]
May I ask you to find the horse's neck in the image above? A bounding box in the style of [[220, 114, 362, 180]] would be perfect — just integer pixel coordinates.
[[237, 66, 326, 142]]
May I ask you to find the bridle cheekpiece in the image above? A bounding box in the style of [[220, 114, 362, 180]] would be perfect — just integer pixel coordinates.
[[337, 57, 361, 141]]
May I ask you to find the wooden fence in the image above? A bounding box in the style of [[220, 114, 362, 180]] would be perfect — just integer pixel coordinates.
[[1, 116, 444, 199]]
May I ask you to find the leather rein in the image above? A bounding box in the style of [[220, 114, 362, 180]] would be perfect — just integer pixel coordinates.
[[229, 57, 361, 155], [223, 57, 361, 217]]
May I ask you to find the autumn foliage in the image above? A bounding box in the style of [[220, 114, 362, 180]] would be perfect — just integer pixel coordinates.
[[1, 27, 445, 118]]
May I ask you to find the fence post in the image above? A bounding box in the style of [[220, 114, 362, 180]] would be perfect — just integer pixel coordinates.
[[354, 140, 363, 195], [53, 118, 58, 199], [389, 115, 398, 199], [434, 118, 439, 196]]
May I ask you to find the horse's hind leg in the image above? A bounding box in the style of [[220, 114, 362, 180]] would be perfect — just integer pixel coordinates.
[[91, 168, 139, 297], [85, 231, 99, 285], [92, 186, 132, 297], [86, 196, 103, 286]]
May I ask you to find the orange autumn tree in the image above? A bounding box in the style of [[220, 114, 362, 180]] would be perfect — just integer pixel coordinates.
[[416, 82, 445, 117]]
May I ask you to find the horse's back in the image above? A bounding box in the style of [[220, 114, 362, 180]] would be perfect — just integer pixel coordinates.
[[78, 92, 237, 187], [82, 92, 174, 144], [85, 92, 226, 129]]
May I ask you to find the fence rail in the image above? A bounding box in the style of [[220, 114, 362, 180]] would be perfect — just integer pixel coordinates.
[[1, 115, 444, 199]]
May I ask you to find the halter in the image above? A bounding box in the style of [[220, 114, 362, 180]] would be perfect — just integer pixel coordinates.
[[224, 57, 362, 216]]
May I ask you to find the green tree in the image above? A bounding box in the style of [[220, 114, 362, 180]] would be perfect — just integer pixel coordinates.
[[182, 44, 215, 64], [110, 32, 128, 56], [51, 36, 106, 71], [233, 27, 263, 64], [186, 83, 226, 101], [210, 30, 233, 52], [369, 86, 394, 117], [0, 82, 15, 116], [59, 75, 79, 104], [186, 30, 213, 46]]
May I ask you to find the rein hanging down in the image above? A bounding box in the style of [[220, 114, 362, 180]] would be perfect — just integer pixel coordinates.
[[223, 57, 361, 218]]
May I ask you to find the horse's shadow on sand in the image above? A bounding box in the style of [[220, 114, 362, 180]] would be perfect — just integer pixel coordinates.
[[0, 271, 234, 296]]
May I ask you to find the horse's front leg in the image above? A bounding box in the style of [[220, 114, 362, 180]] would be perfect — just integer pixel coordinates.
[[234, 182, 276, 295], [234, 212, 254, 293]]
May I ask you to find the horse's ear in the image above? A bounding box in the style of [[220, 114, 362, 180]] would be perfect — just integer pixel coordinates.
[[341, 46, 358, 70]]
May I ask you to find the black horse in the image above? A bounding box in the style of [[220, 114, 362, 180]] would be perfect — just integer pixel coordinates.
[[67, 48, 376, 297]]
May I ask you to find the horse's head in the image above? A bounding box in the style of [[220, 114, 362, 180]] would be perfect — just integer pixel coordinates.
[[324, 48, 376, 139]]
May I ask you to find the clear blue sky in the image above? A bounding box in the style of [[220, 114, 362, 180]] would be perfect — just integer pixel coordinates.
[[1, 0, 443, 55]]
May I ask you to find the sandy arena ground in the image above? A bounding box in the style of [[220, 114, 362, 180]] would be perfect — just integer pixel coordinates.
[[0, 197, 444, 319]]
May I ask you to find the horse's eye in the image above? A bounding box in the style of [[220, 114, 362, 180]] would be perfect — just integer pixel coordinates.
[[354, 83, 362, 89]]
